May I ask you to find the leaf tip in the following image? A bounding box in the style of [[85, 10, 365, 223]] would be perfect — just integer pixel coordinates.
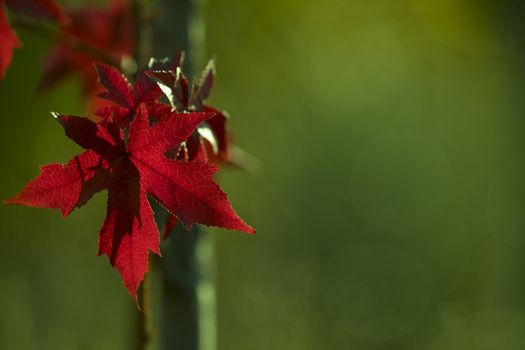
[[3, 197, 15, 205], [206, 57, 217, 75], [51, 112, 68, 127], [4, 190, 24, 206], [93, 61, 104, 71], [131, 291, 141, 310], [241, 223, 256, 235]]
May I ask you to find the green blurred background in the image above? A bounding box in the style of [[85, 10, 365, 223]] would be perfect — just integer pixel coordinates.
[[2, 0, 525, 349]]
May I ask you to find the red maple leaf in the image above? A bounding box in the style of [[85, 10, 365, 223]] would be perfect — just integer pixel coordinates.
[[5, 102, 254, 301], [0, 0, 67, 79], [40, 0, 134, 109], [148, 55, 240, 165], [93, 62, 162, 126], [148, 54, 255, 237]]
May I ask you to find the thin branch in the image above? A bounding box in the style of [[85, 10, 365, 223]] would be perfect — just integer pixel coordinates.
[[135, 271, 152, 350]]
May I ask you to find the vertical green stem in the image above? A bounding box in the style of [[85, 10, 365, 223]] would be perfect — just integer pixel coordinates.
[[152, 0, 216, 349], [132, 1, 154, 349], [157, 226, 216, 350], [132, 0, 153, 69]]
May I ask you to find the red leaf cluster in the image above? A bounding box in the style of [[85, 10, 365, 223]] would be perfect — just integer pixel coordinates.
[[0, 0, 67, 79], [147, 54, 248, 237], [40, 0, 134, 100], [148, 55, 234, 164], [5, 60, 254, 302]]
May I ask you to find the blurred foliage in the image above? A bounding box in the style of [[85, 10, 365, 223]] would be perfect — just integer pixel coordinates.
[[2, 0, 525, 349]]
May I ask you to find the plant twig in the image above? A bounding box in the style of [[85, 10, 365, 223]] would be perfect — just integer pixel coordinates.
[[135, 270, 152, 350], [135, 275, 151, 350]]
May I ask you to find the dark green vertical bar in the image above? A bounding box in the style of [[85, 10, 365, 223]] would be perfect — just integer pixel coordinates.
[[152, 0, 216, 349]]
